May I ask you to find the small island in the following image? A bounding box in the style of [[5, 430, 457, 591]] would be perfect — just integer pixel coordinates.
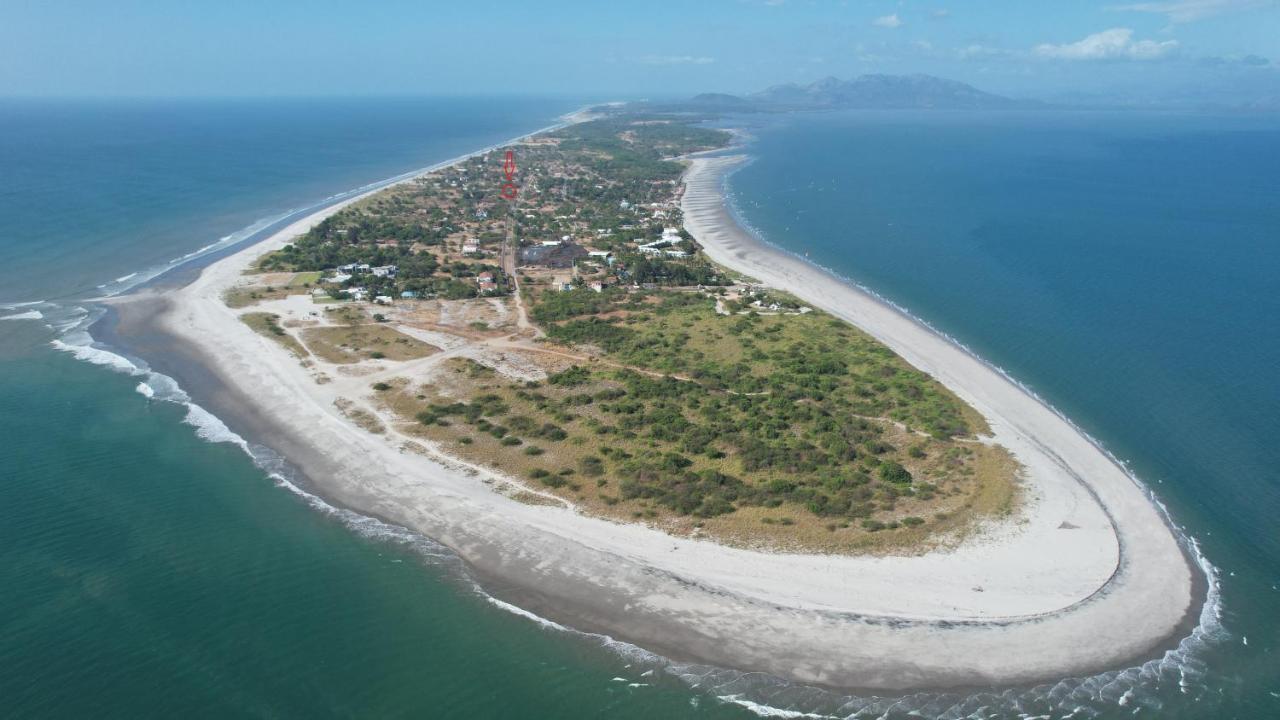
[[116, 106, 1194, 691], [225, 116, 1019, 553]]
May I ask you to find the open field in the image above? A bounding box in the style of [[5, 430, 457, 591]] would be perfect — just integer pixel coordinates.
[[300, 324, 437, 364], [240, 312, 307, 358]]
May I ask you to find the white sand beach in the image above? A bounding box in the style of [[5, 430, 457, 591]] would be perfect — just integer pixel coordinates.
[[112, 143, 1198, 691]]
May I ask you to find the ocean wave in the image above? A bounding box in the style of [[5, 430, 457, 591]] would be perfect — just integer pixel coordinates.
[[717, 697, 836, 719], [50, 336, 143, 375], [0, 299, 45, 310], [181, 403, 250, 449], [0, 310, 43, 320]]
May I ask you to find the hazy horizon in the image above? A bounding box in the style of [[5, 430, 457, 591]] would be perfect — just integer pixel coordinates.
[[2, 1, 1278, 108]]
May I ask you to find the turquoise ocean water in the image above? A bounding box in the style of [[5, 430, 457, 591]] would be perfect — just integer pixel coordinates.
[[1, 99, 1276, 718]]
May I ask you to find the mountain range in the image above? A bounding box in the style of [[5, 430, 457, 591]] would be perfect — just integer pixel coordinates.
[[679, 74, 1039, 112]]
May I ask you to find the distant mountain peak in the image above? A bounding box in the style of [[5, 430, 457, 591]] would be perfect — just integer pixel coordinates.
[[681, 74, 1036, 112]]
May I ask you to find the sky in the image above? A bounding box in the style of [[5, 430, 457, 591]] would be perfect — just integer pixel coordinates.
[[1, 0, 1277, 105]]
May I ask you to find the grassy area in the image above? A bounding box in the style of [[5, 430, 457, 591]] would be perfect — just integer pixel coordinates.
[[376, 286, 1020, 553], [301, 324, 437, 364], [288, 271, 323, 287], [240, 312, 308, 358], [334, 397, 386, 434], [225, 272, 318, 309], [539, 289, 987, 438]]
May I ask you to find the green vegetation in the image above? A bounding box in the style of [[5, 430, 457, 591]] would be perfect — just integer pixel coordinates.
[[240, 312, 306, 358], [228, 109, 1017, 552], [300, 324, 437, 364], [393, 279, 1013, 550]]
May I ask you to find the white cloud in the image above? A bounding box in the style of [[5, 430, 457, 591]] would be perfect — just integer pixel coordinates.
[[638, 55, 716, 65], [873, 13, 903, 28], [932, 9, 951, 18], [1109, 0, 1274, 24], [1034, 28, 1179, 60]]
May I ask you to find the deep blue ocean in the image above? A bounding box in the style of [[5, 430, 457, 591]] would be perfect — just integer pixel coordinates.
[[725, 109, 1280, 717], [1, 99, 1276, 718]]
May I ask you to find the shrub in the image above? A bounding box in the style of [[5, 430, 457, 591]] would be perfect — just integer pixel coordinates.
[[878, 461, 913, 485], [548, 366, 591, 387], [372, 382, 392, 391]]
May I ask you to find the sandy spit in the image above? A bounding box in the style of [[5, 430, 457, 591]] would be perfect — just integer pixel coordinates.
[[106, 139, 1197, 692]]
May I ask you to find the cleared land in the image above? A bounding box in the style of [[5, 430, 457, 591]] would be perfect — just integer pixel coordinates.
[[300, 324, 437, 364]]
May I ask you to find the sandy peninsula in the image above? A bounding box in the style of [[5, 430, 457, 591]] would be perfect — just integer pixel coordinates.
[[105, 136, 1198, 692]]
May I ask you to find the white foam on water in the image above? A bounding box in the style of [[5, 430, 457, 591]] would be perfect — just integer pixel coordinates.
[[181, 403, 250, 449], [135, 382, 155, 399], [717, 697, 837, 719], [51, 336, 143, 375], [0, 310, 43, 320]]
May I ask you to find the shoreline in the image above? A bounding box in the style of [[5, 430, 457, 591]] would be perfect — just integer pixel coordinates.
[[97, 107, 600, 302], [92, 120, 1202, 692]]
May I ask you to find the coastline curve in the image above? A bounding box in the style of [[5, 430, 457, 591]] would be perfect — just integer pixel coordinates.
[[85, 129, 1202, 692]]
